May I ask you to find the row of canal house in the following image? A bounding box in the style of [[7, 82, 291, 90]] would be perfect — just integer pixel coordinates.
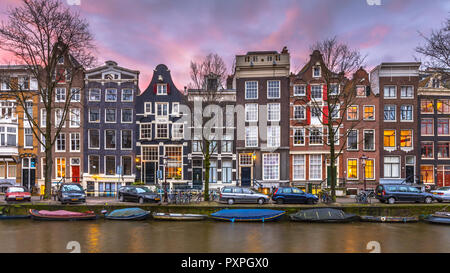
[[0, 47, 449, 195]]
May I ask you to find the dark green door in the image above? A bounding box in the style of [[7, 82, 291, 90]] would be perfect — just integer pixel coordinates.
[[193, 168, 202, 189]]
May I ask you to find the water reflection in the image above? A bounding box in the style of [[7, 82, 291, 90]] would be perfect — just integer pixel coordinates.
[[0, 220, 448, 253]]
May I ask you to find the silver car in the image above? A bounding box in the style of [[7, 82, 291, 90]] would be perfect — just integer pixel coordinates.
[[431, 187, 450, 202], [219, 186, 269, 205]]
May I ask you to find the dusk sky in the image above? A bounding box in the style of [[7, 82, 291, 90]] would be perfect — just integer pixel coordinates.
[[0, 0, 449, 92]]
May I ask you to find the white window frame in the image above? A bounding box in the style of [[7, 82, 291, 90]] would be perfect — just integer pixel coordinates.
[[293, 105, 306, 120], [121, 108, 133, 123], [88, 108, 100, 123], [262, 153, 280, 181], [245, 81, 258, 100], [245, 126, 258, 147], [292, 154, 306, 180], [293, 84, 306, 96], [140, 123, 152, 140], [104, 129, 117, 150], [245, 103, 258, 122], [55, 87, 66, 102], [144, 102, 152, 114], [55, 133, 66, 152], [384, 85, 397, 99], [121, 130, 133, 150], [121, 88, 133, 102], [267, 80, 280, 99], [313, 66, 321, 78], [172, 102, 180, 116], [70, 132, 80, 152], [105, 108, 117, 123], [267, 103, 280, 122], [293, 128, 305, 146], [309, 154, 322, 180], [172, 123, 184, 140], [69, 108, 80, 128], [157, 84, 167, 95], [105, 88, 117, 102], [267, 126, 280, 148], [88, 129, 100, 150], [89, 88, 101, 102]]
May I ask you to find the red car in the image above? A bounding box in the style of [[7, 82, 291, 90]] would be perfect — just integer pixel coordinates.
[[5, 186, 31, 202]]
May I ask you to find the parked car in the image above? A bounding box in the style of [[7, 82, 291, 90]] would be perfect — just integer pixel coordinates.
[[431, 187, 450, 202], [272, 187, 318, 204], [375, 184, 441, 204], [5, 186, 31, 202], [219, 186, 269, 205], [118, 185, 160, 204], [56, 183, 86, 204]]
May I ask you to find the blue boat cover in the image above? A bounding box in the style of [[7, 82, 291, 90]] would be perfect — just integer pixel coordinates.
[[211, 209, 285, 220], [106, 208, 147, 217]]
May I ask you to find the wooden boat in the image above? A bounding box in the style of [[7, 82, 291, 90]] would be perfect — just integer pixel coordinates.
[[424, 211, 450, 225], [104, 208, 150, 220], [289, 208, 360, 223], [210, 209, 286, 222], [360, 215, 419, 223], [152, 212, 207, 221], [0, 215, 30, 220], [29, 209, 97, 221]]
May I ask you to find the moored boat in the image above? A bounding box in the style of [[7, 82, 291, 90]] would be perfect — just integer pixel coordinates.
[[424, 211, 450, 225], [210, 209, 286, 222], [289, 208, 360, 223], [152, 212, 207, 221], [360, 215, 419, 223], [29, 209, 97, 221], [104, 208, 150, 220], [0, 215, 30, 220]]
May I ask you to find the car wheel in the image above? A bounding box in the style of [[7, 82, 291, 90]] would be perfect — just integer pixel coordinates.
[[139, 197, 145, 204], [425, 197, 433, 204], [276, 198, 284, 204], [388, 197, 395, 204], [119, 195, 124, 202], [227, 198, 234, 205], [257, 198, 265, 205]]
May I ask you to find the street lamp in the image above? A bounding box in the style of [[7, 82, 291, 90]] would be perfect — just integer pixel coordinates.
[[360, 154, 368, 191], [161, 155, 168, 203], [252, 152, 256, 188]]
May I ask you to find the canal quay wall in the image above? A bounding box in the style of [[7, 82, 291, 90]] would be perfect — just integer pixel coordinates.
[[1, 203, 448, 219]]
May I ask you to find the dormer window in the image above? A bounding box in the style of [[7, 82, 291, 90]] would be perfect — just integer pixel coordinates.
[[157, 84, 167, 95], [275, 55, 281, 61], [252, 56, 258, 62], [267, 56, 273, 62], [57, 56, 64, 64], [313, 66, 321, 78], [245, 56, 250, 62]]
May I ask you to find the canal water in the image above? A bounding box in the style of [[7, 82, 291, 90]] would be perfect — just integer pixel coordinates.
[[0, 220, 449, 253]]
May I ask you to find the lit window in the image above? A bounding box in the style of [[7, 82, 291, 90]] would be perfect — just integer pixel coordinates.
[[400, 130, 412, 147], [347, 106, 358, 120], [383, 130, 395, 148], [347, 159, 358, 179]]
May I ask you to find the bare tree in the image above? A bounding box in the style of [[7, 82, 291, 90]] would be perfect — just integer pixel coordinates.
[[416, 18, 450, 74], [187, 53, 229, 201], [293, 37, 366, 201], [189, 53, 227, 90], [0, 0, 95, 199]]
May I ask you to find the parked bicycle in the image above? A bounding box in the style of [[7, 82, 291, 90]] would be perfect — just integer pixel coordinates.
[[319, 190, 333, 204], [355, 190, 375, 204]]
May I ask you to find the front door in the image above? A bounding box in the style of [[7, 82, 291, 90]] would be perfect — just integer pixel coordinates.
[[71, 166, 80, 182], [406, 166, 415, 183], [193, 168, 202, 189], [22, 169, 35, 190], [144, 162, 156, 184], [241, 167, 251, 187]]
